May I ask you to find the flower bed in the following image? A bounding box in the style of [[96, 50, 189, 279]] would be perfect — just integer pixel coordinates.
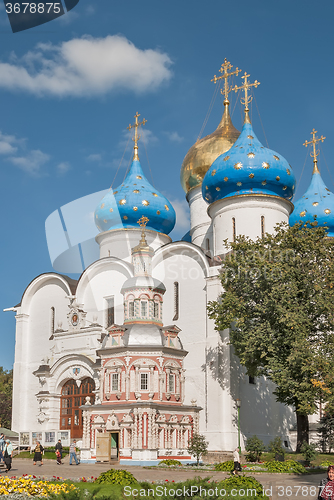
[[0, 475, 77, 496]]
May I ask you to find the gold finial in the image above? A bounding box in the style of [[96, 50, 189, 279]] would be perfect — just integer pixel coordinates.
[[211, 58, 241, 103], [233, 72, 260, 124], [303, 128, 326, 174], [136, 216, 149, 248], [127, 112, 147, 160], [137, 216, 149, 228]]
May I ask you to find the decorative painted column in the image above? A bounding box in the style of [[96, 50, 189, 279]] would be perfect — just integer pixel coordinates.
[[159, 373, 164, 401], [125, 372, 130, 401], [138, 409, 143, 449]]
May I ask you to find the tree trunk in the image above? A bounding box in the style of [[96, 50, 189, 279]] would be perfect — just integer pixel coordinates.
[[296, 413, 309, 452]]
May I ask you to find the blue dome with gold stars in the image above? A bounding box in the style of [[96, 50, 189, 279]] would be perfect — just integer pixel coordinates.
[[202, 121, 296, 204], [95, 158, 176, 234], [289, 166, 334, 237]]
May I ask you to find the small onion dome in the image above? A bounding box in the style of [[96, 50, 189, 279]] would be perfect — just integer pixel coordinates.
[[95, 158, 176, 234], [289, 166, 334, 237], [180, 100, 240, 193], [202, 121, 296, 204]]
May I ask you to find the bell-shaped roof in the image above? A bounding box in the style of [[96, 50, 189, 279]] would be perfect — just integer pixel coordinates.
[[289, 164, 334, 237], [202, 120, 296, 204]]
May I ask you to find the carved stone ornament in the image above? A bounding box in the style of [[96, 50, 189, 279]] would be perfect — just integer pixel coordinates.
[[37, 411, 49, 424], [122, 412, 133, 424], [106, 414, 120, 431], [66, 297, 87, 330]]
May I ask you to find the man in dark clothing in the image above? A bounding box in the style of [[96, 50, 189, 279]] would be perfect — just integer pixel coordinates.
[[55, 440, 63, 464]]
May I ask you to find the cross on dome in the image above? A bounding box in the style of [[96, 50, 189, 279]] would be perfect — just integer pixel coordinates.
[[211, 58, 241, 102], [233, 72, 260, 123], [127, 111, 147, 161], [303, 128, 326, 174]]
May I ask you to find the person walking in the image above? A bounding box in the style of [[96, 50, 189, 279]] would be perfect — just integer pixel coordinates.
[[3, 439, 13, 472], [69, 440, 79, 465], [0, 433, 5, 464], [55, 439, 63, 464], [33, 441, 44, 466], [232, 447, 241, 475]]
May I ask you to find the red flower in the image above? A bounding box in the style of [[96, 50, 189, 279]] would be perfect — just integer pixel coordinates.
[[165, 479, 168, 482]]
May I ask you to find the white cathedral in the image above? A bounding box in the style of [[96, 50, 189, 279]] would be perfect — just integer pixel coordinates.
[[9, 61, 332, 464]]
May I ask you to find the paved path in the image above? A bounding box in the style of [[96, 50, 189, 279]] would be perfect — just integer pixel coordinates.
[[0, 459, 323, 500]]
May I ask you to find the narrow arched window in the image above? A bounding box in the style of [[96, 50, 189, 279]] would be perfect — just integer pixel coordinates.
[[232, 217, 236, 242], [173, 282, 179, 321], [50, 307, 55, 335], [154, 301, 159, 319], [261, 215, 265, 239], [129, 301, 134, 318], [105, 297, 114, 327], [141, 301, 148, 317]]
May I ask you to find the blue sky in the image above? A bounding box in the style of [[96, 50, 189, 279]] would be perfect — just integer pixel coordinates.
[[1, 0, 334, 370]]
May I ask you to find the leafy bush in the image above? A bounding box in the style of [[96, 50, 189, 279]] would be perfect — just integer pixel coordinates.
[[245, 435, 265, 462], [138, 476, 267, 500], [214, 460, 234, 471], [268, 437, 285, 461], [221, 475, 265, 497], [94, 469, 137, 485], [263, 460, 306, 473], [159, 459, 182, 466], [321, 460, 334, 467], [300, 442, 318, 465]]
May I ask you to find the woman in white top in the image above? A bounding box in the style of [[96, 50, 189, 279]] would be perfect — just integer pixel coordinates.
[[233, 447, 241, 475]]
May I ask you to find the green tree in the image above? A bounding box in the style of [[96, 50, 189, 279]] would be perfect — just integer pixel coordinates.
[[300, 441, 318, 466], [187, 433, 208, 466], [0, 367, 13, 429], [268, 437, 285, 461], [245, 435, 265, 462], [207, 222, 334, 451]]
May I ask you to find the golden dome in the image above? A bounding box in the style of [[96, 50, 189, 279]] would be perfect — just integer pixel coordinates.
[[180, 100, 240, 193]]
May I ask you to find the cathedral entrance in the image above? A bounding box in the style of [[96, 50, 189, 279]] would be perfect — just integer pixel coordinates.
[[60, 378, 95, 438]]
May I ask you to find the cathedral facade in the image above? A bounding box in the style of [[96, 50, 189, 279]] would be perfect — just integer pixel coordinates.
[[11, 62, 332, 463]]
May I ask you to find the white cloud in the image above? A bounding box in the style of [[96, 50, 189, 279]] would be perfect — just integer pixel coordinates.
[[57, 161, 71, 174], [8, 149, 50, 175], [0, 131, 19, 154], [119, 127, 158, 150], [0, 35, 172, 97], [87, 153, 102, 162], [164, 131, 184, 143]]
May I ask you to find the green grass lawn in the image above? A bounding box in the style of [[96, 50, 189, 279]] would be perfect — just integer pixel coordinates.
[[16, 451, 68, 459]]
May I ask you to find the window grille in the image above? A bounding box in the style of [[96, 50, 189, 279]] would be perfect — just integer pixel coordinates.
[[140, 373, 148, 390]]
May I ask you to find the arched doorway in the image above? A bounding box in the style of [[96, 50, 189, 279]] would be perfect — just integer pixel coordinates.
[[60, 378, 95, 438]]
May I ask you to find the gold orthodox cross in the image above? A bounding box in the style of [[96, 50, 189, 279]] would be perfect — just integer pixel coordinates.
[[127, 112, 147, 160], [211, 59, 241, 101], [233, 72, 260, 111], [303, 128, 325, 163]]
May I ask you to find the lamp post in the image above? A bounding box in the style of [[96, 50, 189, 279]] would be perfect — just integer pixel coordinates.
[[236, 399, 241, 453]]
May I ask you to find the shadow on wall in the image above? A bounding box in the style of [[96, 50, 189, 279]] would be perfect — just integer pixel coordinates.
[[203, 333, 295, 448]]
